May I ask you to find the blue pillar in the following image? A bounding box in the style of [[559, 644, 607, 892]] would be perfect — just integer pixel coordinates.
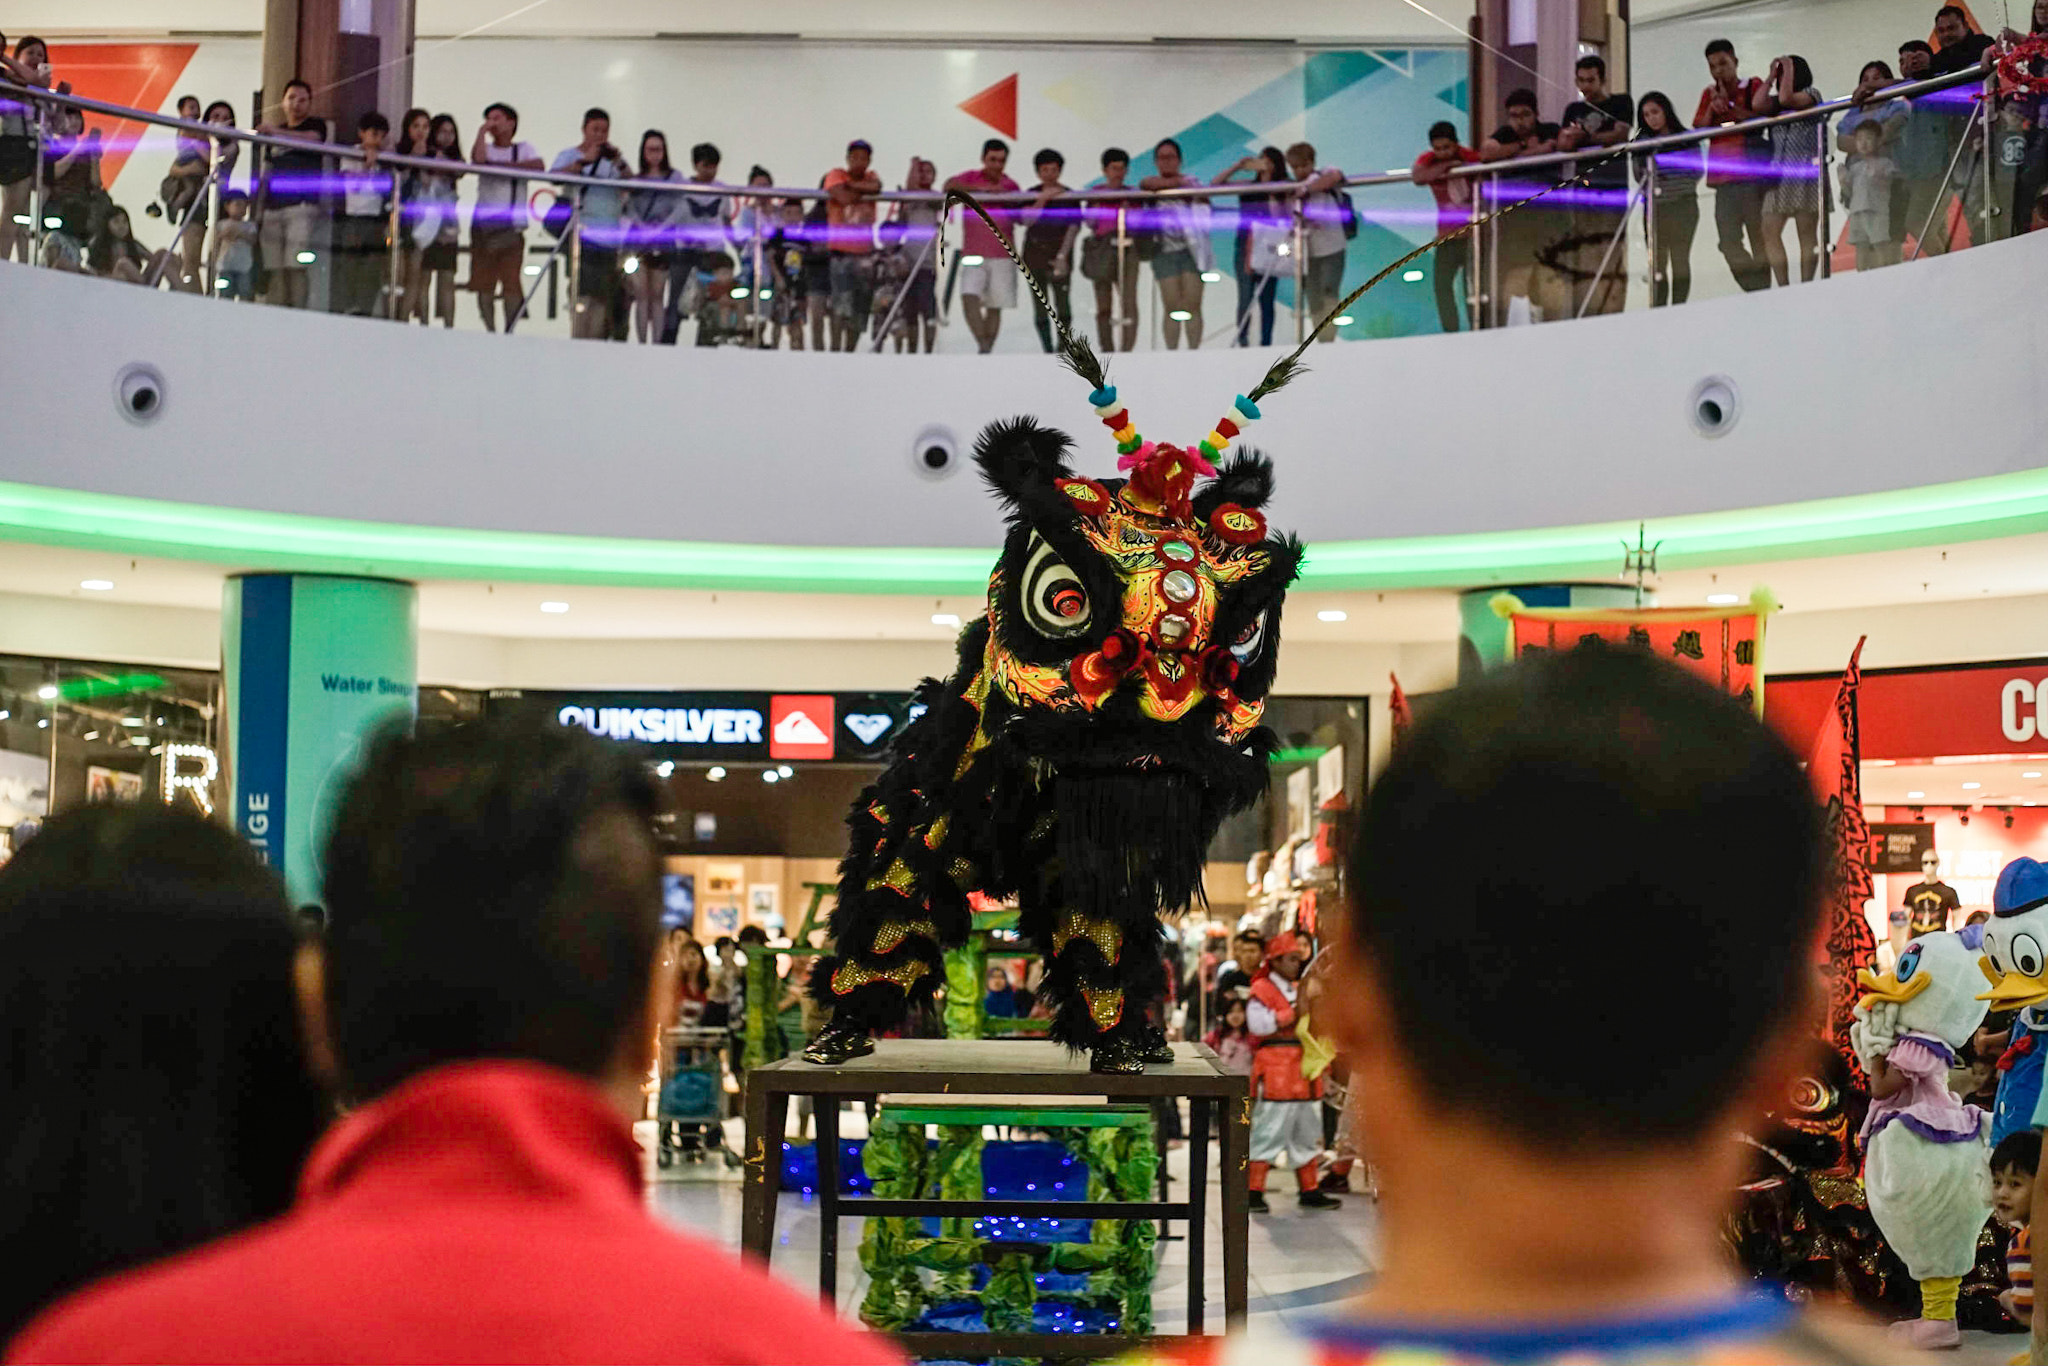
[[221, 574, 417, 906], [1457, 583, 1643, 683]]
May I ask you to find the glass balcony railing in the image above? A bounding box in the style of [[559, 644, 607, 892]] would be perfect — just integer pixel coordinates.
[[0, 61, 2031, 354]]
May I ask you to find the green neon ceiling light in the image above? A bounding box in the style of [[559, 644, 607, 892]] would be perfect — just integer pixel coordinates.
[[1, 467, 2045, 595]]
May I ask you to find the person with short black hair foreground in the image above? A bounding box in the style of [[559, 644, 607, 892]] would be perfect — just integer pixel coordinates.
[[0, 805, 329, 1345], [7, 717, 898, 1366], [1148, 646, 1894, 1362]]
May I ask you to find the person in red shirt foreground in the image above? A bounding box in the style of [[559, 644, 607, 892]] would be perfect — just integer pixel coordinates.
[[1153, 645, 1892, 1365], [8, 716, 899, 1366]]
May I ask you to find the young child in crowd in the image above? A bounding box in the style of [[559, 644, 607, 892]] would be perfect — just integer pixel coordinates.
[[209, 190, 256, 300], [1842, 119, 1899, 270], [766, 198, 808, 350], [1204, 994, 1254, 1076], [1994, 1131, 2039, 1330]]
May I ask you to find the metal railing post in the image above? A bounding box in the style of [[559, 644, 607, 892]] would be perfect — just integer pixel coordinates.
[[1909, 109, 1978, 260], [1981, 69, 1998, 246], [1115, 203, 1129, 350], [1291, 195, 1307, 344], [509, 204, 576, 332], [146, 160, 218, 289], [1816, 114, 1833, 280], [751, 201, 766, 346], [387, 169, 406, 320], [568, 188, 584, 334], [1643, 152, 1661, 305], [26, 94, 47, 264], [1575, 177, 1643, 320], [1486, 172, 1501, 327]]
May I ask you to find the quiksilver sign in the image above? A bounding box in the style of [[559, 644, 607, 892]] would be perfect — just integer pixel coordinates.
[[557, 705, 764, 746]]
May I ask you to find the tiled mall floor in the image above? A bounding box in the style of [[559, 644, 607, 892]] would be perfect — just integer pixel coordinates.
[[637, 1110, 2024, 1360]]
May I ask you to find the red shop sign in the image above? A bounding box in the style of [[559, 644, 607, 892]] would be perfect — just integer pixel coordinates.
[[1766, 659, 2048, 762]]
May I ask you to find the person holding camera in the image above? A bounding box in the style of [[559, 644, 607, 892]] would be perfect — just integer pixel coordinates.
[[552, 107, 632, 340]]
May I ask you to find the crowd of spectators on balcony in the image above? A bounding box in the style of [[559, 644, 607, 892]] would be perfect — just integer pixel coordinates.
[[1, 1, 2045, 344]]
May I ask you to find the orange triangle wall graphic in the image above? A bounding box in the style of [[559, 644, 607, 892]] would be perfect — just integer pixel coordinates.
[[958, 74, 1018, 139], [47, 43, 199, 190]]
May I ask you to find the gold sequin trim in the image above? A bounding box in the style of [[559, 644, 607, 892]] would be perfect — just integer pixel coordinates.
[[872, 918, 939, 954], [1051, 911, 1123, 965], [923, 813, 951, 850], [830, 957, 930, 995], [866, 856, 916, 895], [949, 857, 977, 889], [1080, 986, 1125, 1031]]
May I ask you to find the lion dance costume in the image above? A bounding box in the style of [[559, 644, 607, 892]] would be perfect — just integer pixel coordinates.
[[800, 180, 1551, 1073], [794, 181, 1425, 1072]]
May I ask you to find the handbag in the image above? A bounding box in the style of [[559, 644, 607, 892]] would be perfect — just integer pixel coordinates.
[[541, 189, 575, 240], [1336, 187, 1359, 241], [160, 171, 200, 219], [1080, 232, 1117, 282]]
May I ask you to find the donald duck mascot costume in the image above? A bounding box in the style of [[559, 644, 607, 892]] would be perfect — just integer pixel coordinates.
[[1853, 930, 1992, 1349]]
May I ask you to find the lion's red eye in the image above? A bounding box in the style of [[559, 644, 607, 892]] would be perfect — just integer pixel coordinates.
[[1234, 621, 1258, 645], [1051, 586, 1086, 619]]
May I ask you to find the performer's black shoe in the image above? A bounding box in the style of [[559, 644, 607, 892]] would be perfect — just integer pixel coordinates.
[[1089, 1034, 1148, 1074], [801, 1023, 874, 1065], [1298, 1189, 1342, 1210], [1247, 1191, 1270, 1214], [1138, 1025, 1175, 1064]]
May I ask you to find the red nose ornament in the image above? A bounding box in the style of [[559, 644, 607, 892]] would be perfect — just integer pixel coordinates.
[[1071, 627, 1145, 705]]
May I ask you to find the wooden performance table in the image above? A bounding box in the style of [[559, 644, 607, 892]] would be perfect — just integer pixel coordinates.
[[739, 1039, 1251, 1359]]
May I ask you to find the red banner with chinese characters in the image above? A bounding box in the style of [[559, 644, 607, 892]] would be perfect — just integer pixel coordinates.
[[1808, 640, 1874, 1091], [1496, 591, 1774, 715]]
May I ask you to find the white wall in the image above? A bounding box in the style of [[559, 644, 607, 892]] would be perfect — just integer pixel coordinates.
[[20, 0, 1471, 43], [4, 229, 2044, 559]]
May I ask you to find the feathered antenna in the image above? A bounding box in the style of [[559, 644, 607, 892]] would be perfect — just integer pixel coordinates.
[[1244, 143, 1634, 402], [942, 188, 1108, 392]]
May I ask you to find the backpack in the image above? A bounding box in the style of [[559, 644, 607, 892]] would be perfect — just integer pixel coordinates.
[[1336, 187, 1358, 240]]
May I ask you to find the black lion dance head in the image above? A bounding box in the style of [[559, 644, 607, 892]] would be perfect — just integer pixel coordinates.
[[805, 185, 1491, 1071]]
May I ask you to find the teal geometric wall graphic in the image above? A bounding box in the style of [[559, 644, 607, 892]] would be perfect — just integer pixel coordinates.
[[1436, 78, 1469, 112], [1305, 51, 1386, 108]]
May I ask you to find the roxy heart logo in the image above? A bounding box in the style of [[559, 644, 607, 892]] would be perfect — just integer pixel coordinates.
[[844, 712, 894, 747], [769, 695, 836, 760]]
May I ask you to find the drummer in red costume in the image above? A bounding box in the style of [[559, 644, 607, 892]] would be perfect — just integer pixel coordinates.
[[1246, 931, 1343, 1212]]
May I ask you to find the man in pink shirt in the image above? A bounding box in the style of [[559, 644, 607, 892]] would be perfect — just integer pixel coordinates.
[[945, 138, 1021, 353]]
